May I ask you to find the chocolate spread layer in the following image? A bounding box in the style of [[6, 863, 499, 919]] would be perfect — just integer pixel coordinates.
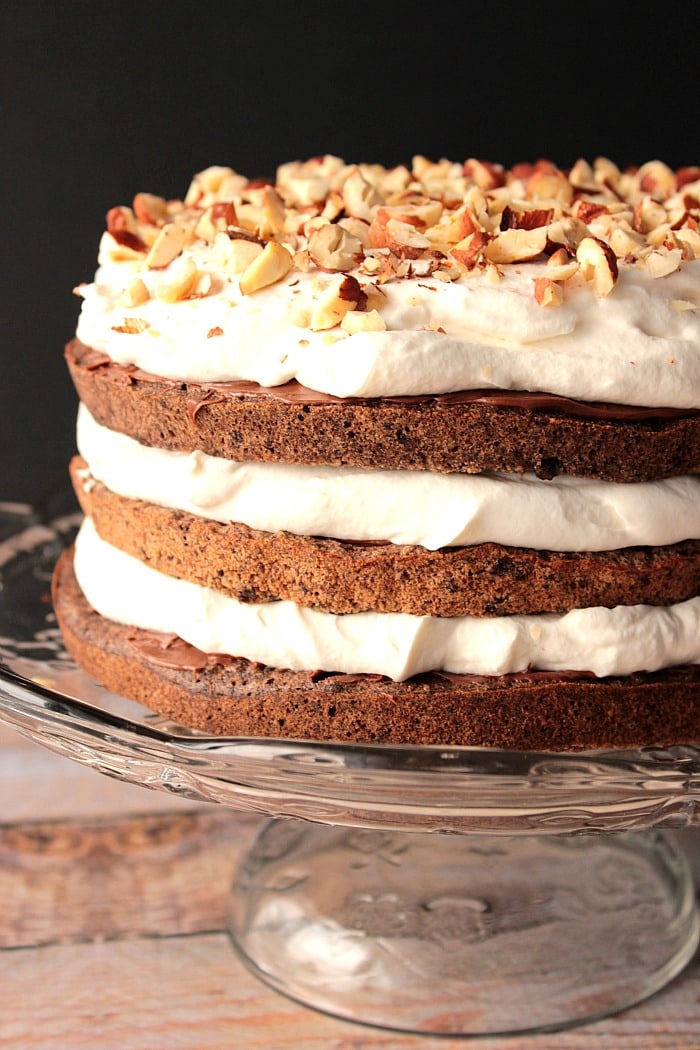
[[65, 340, 700, 482], [127, 628, 604, 682], [69, 340, 697, 423]]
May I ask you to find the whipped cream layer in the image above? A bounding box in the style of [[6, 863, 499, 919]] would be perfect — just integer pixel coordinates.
[[74, 518, 700, 680], [75, 251, 700, 408], [77, 406, 700, 552]]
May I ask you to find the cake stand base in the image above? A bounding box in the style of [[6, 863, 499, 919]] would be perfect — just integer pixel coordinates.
[[229, 819, 699, 1037]]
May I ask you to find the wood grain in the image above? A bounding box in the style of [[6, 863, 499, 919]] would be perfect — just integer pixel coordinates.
[[0, 810, 259, 949], [3, 934, 700, 1050]]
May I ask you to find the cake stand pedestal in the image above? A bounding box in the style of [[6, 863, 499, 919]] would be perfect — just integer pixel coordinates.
[[228, 820, 697, 1036], [1, 502, 699, 1037]]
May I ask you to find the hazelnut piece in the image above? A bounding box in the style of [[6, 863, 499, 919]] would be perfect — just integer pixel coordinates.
[[213, 231, 264, 275], [154, 256, 200, 302], [144, 223, 188, 269], [533, 277, 564, 307], [133, 193, 170, 225], [119, 276, 149, 307], [484, 227, 548, 264], [308, 223, 364, 272], [576, 236, 619, 296], [310, 275, 367, 331], [645, 248, 683, 279], [342, 168, 384, 222], [341, 308, 387, 333], [238, 241, 293, 295]]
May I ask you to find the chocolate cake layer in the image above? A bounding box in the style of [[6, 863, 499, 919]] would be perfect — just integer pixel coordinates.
[[71, 458, 700, 617], [53, 547, 700, 751], [66, 340, 700, 483]]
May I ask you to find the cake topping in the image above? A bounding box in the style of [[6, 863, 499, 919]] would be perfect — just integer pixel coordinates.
[[95, 154, 700, 302], [75, 156, 700, 407]]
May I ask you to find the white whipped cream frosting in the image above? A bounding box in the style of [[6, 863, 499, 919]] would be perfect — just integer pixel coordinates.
[[75, 249, 700, 407], [74, 518, 700, 680], [77, 406, 700, 552]]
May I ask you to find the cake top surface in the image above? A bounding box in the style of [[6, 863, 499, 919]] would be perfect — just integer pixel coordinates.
[[74, 155, 700, 407]]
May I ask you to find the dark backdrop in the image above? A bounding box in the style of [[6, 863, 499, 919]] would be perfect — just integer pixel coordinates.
[[1, 1, 696, 503]]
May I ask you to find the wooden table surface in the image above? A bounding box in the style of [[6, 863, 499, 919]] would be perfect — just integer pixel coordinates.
[[2, 720, 700, 1050]]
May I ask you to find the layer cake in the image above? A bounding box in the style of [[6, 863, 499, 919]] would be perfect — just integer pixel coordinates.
[[53, 154, 700, 749]]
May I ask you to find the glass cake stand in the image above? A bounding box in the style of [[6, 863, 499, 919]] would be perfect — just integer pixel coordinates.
[[1, 498, 700, 1037]]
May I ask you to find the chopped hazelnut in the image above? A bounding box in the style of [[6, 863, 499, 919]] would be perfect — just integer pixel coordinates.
[[238, 240, 293, 295], [450, 230, 489, 270], [342, 167, 384, 222], [525, 167, 574, 205], [111, 317, 148, 334], [576, 236, 619, 296], [195, 201, 238, 243], [213, 231, 264, 275], [544, 257, 579, 282], [609, 226, 647, 259], [120, 276, 149, 307], [484, 227, 548, 264], [534, 277, 564, 307], [99, 230, 146, 263], [144, 223, 188, 269], [106, 205, 139, 236], [259, 186, 287, 236], [645, 248, 683, 279], [154, 256, 200, 302], [133, 192, 170, 225], [546, 216, 589, 253], [341, 308, 387, 333], [308, 223, 364, 272], [676, 227, 700, 257], [634, 197, 668, 234], [637, 160, 677, 200], [311, 275, 367, 331]]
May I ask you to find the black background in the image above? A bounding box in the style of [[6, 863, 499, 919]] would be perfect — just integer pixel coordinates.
[[1, 1, 697, 503]]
